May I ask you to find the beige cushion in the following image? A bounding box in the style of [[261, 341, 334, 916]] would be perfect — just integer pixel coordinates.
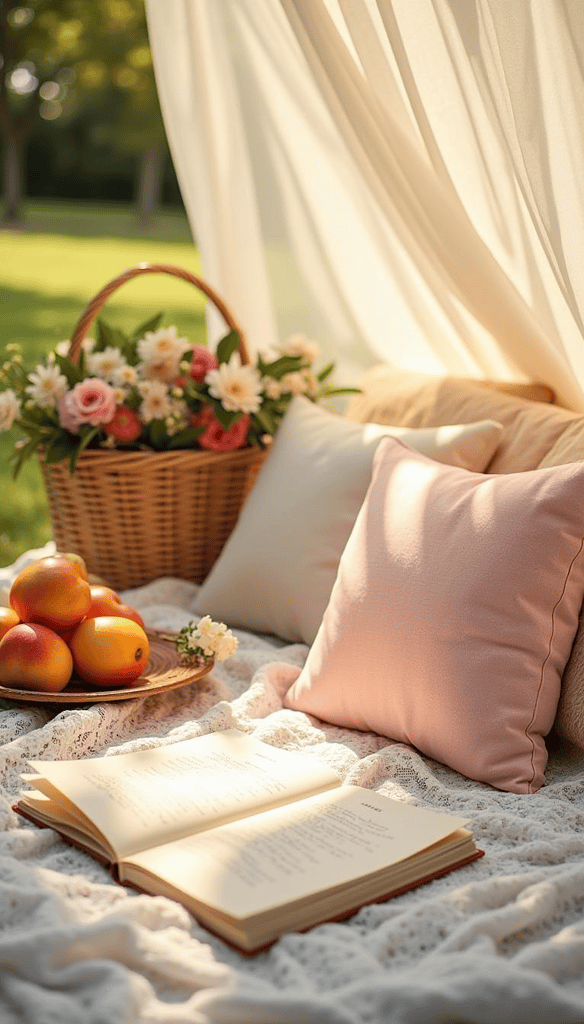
[[194, 396, 503, 645], [347, 366, 581, 473]]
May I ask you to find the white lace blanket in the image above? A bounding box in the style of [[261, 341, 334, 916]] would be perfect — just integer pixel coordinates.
[[2, 545, 584, 1024]]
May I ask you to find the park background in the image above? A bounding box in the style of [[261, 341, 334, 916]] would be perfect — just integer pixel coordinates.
[[0, 1, 206, 567]]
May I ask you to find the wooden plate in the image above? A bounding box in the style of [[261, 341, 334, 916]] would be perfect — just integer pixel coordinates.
[[0, 630, 213, 704]]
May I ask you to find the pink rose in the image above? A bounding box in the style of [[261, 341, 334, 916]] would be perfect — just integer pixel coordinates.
[[192, 407, 250, 452], [58, 393, 81, 434], [189, 346, 219, 382], [58, 379, 117, 433]]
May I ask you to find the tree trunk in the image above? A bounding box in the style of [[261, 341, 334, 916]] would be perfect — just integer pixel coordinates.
[[3, 136, 23, 224], [136, 144, 163, 227]]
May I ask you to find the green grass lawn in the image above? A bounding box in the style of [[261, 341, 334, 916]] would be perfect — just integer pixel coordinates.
[[0, 199, 208, 567]]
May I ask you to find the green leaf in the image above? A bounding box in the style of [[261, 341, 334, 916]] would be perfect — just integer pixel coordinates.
[[95, 319, 128, 353], [317, 362, 335, 383], [11, 437, 42, 479], [147, 418, 169, 449], [121, 337, 139, 365], [131, 312, 164, 340], [15, 412, 55, 434], [253, 406, 278, 436], [168, 426, 204, 449], [69, 425, 101, 473], [260, 354, 302, 380], [207, 398, 238, 430], [216, 330, 240, 365], [44, 435, 78, 465], [54, 352, 85, 387], [320, 386, 362, 397]]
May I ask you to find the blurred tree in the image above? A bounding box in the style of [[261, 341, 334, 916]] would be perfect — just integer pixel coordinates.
[[0, 0, 169, 225]]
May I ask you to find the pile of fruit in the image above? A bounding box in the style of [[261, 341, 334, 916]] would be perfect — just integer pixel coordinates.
[[0, 554, 150, 693]]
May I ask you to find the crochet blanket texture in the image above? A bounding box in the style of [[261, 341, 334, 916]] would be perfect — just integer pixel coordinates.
[[1, 544, 584, 1024]]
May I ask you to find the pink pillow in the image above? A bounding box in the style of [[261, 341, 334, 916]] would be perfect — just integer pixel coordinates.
[[284, 438, 584, 793]]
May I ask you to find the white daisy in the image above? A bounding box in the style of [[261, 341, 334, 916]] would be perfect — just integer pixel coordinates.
[[138, 380, 172, 422], [86, 347, 127, 381], [137, 326, 190, 365], [26, 363, 68, 409], [111, 363, 138, 388], [283, 333, 321, 364], [0, 389, 21, 431], [206, 354, 263, 414]]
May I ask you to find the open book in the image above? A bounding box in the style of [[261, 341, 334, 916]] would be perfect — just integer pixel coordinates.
[[16, 728, 483, 953]]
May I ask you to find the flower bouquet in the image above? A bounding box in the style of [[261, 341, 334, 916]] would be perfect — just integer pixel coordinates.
[[0, 262, 356, 589]]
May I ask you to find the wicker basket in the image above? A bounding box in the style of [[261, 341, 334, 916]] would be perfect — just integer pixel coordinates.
[[40, 262, 268, 590]]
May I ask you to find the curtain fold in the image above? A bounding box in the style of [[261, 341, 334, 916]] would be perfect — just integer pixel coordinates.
[[145, 0, 584, 410]]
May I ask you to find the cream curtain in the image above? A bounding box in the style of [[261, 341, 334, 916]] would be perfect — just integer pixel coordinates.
[[145, 0, 584, 410]]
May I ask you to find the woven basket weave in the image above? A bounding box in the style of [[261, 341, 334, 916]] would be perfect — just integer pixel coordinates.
[[40, 262, 268, 590]]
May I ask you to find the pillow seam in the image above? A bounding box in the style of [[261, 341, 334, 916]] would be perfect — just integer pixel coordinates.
[[527, 532, 584, 791]]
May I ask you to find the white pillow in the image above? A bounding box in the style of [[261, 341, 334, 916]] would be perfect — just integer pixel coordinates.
[[193, 396, 503, 644]]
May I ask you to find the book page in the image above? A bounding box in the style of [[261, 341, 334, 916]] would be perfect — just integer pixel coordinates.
[[26, 729, 340, 860], [123, 786, 469, 919]]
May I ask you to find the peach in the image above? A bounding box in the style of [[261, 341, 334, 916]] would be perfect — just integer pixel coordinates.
[[0, 623, 73, 692], [84, 585, 145, 628], [10, 556, 92, 632], [55, 550, 89, 582], [0, 607, 20, 641], [69, 616, 150, 688]]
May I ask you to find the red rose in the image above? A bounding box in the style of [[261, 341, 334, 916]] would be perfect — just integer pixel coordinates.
[[105, 405, 143, 443], [189, 346, 219, 382], [192, 407, 250, 452]]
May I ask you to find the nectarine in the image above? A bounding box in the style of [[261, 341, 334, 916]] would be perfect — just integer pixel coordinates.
[[0, 623, 73, 692], [69, 616, 150, 688], [84, 585, 145, 628], [0, 606, 20, 641], [55, 551, 89, 582], [10, 556, 92, 632]]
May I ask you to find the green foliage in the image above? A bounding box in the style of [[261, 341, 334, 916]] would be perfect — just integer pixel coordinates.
[[216, 330, 240, 366]]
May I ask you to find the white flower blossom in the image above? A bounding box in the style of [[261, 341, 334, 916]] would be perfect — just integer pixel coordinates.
[[0, 389, 21, 431], [138, 379, 172, 422], [86, 347, 127, 381], [26, 363, 68, 409], [55, 341, 71, 358], [165, 398, 189, 435], [176, 616, 238, 662], [111, 364, 138, 388], [280, 371, 308, 396], [138, 357, 181, 384], [206, 354, 263, 414], [283, 333, 321, 364], [137, 326, 190, 366], [262, 376, 284, 400]]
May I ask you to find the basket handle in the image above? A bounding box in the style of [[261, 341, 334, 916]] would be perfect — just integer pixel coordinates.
[[67, 261, 249, 364]]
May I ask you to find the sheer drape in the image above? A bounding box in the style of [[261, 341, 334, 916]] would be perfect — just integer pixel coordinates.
[[145, 0, 584, 409]]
